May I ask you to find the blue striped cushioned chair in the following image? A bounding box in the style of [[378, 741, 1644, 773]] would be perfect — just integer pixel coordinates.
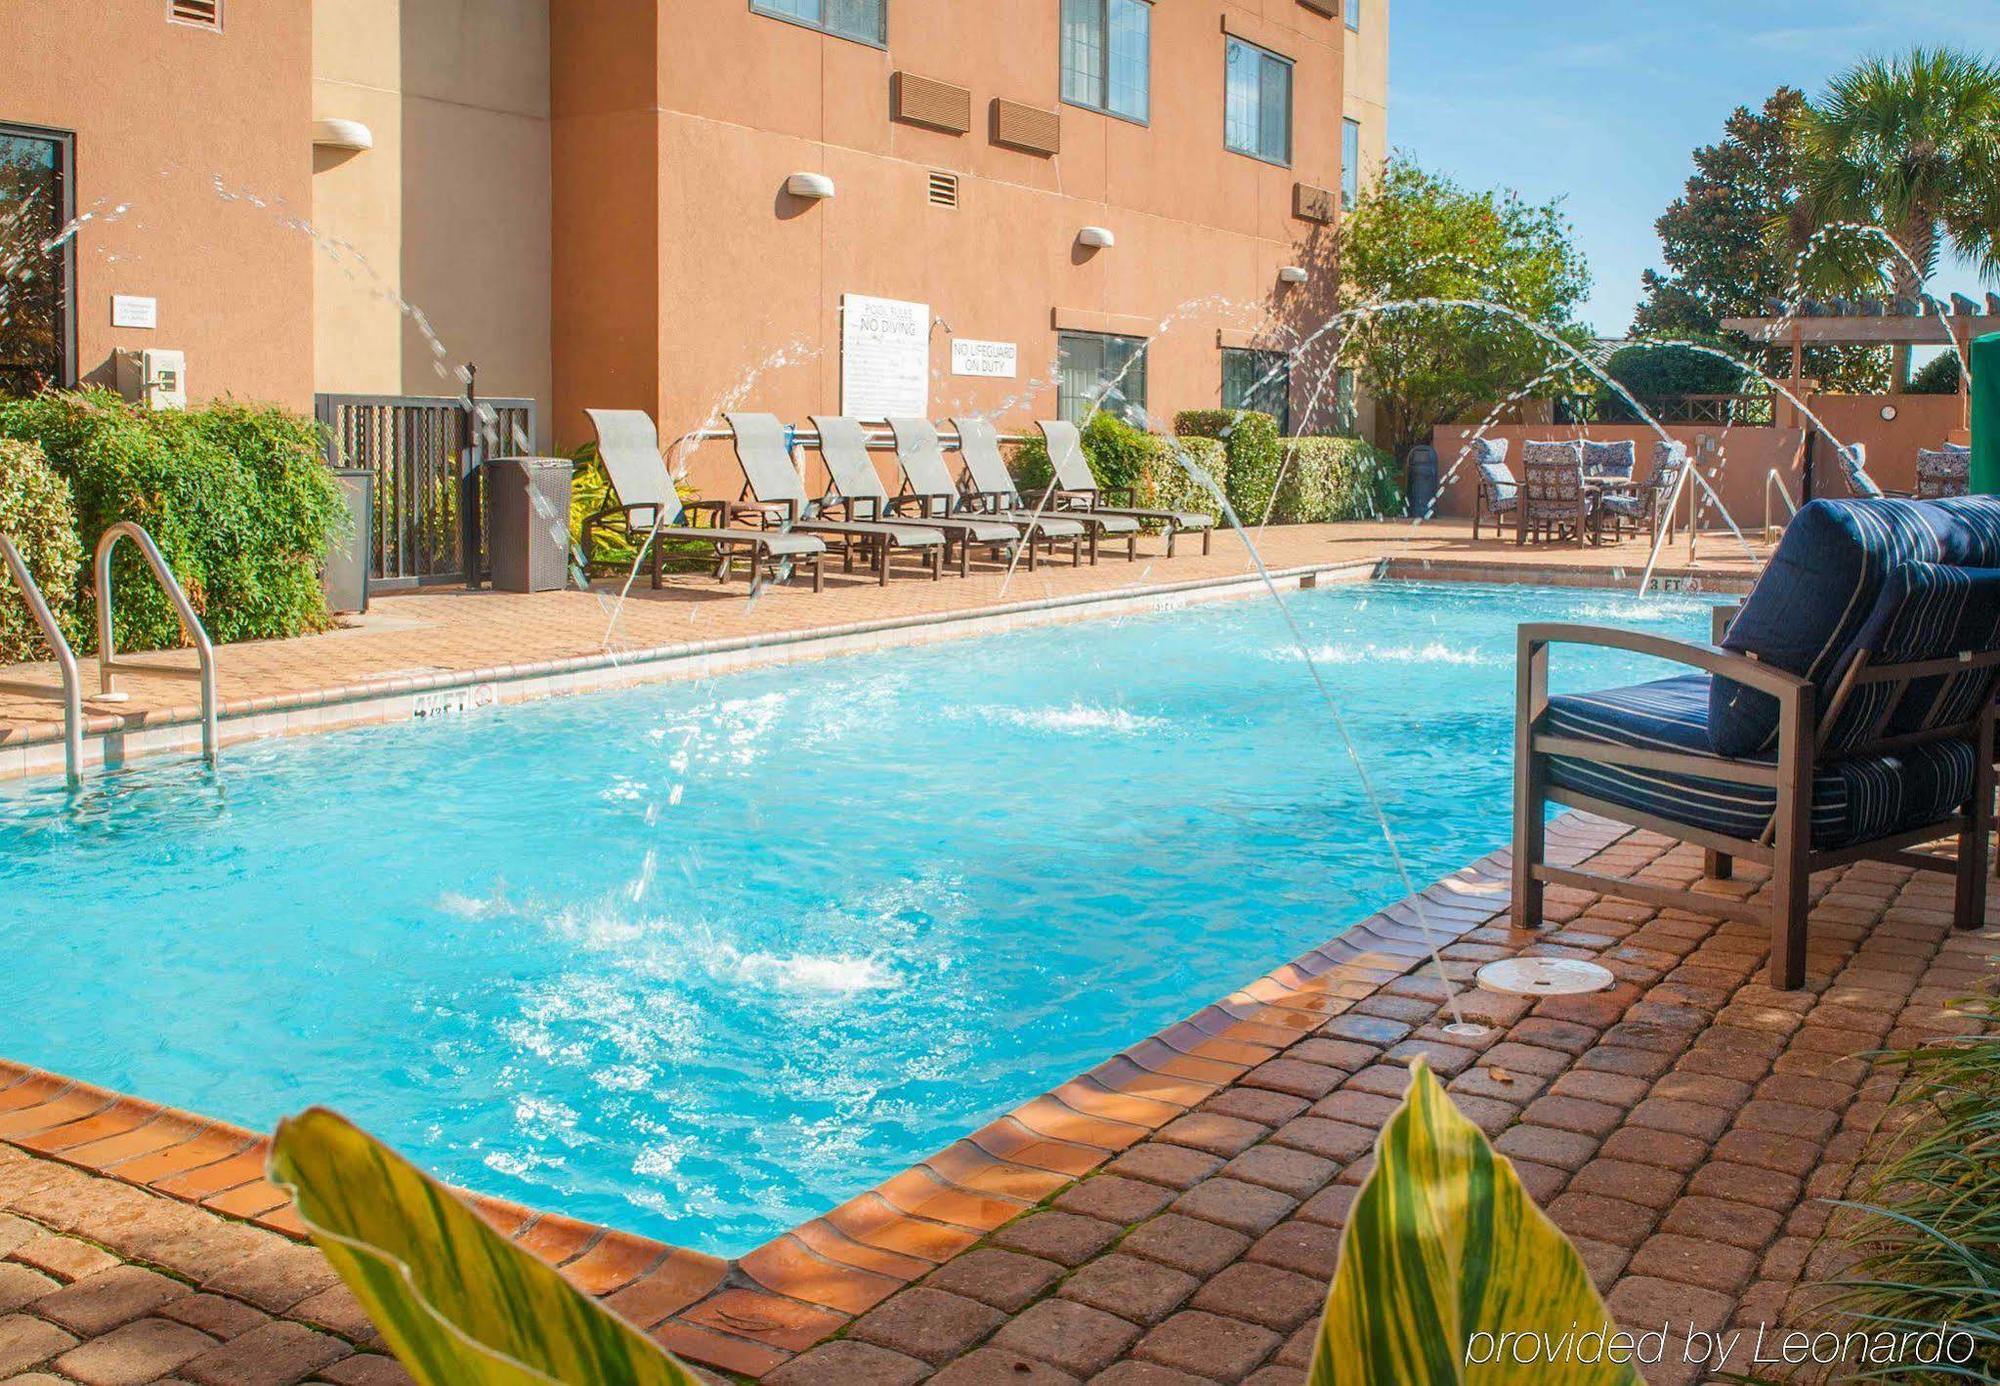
[[1513, 497, 2000, 988]]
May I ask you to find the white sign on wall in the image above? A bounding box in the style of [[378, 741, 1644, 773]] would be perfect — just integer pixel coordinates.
[[841, 294, 930, 420], [951, 339, 1019, 379], [110, 295, 158, 329]]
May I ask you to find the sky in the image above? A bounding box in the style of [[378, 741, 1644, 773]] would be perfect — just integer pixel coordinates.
[[1387, 1, 2000, 337]]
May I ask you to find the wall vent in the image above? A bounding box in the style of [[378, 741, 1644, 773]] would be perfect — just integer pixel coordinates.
[[168, 0, 222, 30], [893, 73, 973, 135], [927, 171, 961, 209], [991, 100, 1061, 157], [1292, 182, 1335, 224]]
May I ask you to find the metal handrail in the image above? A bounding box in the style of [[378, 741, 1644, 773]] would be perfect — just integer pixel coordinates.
[[94, 522, 218, 766], [672, 425, 1035, 451], [0, 532, 82, 788], [1764, 469, 1800, 541]]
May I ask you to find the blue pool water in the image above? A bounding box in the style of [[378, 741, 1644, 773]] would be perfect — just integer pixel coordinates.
[[0, 580, 1709, 1254]]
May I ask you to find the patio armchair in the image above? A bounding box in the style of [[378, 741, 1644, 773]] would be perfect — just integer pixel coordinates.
[[954, 416, 1140, 564], [1513, 496, 2000, 989], [1595, 441, 1688, 544], [1916, 446, 1971, 500], [1035, 420, 1216, 558], [1516, 440, 1591, 545], [723, 413, 948, 584], [1581, 439, 1637, 482], [1467, 439, 1517, 541], [886, 419, 1086, 570], [580, 409, 826, 592], [1834, 442, 1904, 499]]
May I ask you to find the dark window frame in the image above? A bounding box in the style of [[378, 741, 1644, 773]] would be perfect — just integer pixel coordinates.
[[1057, 329, 1150, 427], [1223, 35, 1294, 168], [1059, 0, 1153, 128], [1221, 347, 1291, 435], [0, 120, 77, 394], [1341, 116, 1361, 210], [748, 0, 887, 50]]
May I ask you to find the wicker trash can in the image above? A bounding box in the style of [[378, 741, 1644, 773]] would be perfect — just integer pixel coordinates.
[[486, 456, 574, 593]]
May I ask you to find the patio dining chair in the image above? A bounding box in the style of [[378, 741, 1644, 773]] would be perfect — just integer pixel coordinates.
[[1916, 446, 1971, 500], [1596, 441, 1688, 544], [580, 408, 826, 592], [886, 419, 1085, 570], [1036, 420, 1216, 557], [1513, 496, 2000, 989], [1835, 442, 1899, 499], [811, 416, 1021, 577], [1516, 440, 1591, 545], [954, 417, 1139, 564], [1581, 439, 1637, 482], [1467, 438, 1516, 541], [723, 413, 947, 584]]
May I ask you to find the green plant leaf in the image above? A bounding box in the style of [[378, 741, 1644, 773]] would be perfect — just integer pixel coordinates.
[[1310, 1060, 1639, 1385], [267, 1107, 702, 1386]]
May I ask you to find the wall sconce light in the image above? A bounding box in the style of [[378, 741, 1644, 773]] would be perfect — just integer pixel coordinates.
[[1278, 266, 1310, 284], [785, 172, 837, 200], [311, 119, 375, 152], [1077, 226, 1116, 250], [1879, 404, 1898, 422]]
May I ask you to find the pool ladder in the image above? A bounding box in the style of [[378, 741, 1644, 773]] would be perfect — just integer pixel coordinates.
[[0, 522, 218, 788]]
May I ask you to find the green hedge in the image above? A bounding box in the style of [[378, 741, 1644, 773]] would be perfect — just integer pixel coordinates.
[[0, 389, 344, 655], [1273, 436, 1404, 522], [1150, 436, 1228, 516], [0, 439, 83, 663], [1174, 409, 1282, 521]]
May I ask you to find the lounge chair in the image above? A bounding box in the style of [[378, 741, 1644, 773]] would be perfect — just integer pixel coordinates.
[[581, 409, 826, 592], [953, 416, 1138, 565], [1513, 496, 2000, 989], [1036, 420, 1216, 557], [811, 416, 1032, 578], [1468, 439, 1516, 541], [724, 413, 947, 584], [885, 418, 1086, 570]]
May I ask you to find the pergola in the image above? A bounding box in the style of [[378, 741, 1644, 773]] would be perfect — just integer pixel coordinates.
[[1720, 310, 1987, 429]]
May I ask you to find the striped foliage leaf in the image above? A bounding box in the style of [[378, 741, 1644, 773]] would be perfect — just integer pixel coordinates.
[[1310, 1059, 1639, 1385], [267, 1107, 703, 1386]]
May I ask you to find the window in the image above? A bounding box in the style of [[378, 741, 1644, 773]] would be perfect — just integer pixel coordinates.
[[749, 0, 885, 46], [0, 124, 75, 397], [1222, 349, 1290, 434], [1225, 37, 1293, 166], [1058, 331, 1149, 427], [1062, 0, 1150, 123], [1344, 0, 1360, 29], [1335, 368, 1358, 433], [1342, 118, 1361, 210]]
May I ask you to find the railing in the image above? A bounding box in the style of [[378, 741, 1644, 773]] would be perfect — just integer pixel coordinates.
[[1764, 469, 1800, 541], [1582, 394, 1777, 427], [94, 522, 218, 767], [315, 392, 537, 588], [674, 425, 1033, 450], [0, 532, 82, 788]]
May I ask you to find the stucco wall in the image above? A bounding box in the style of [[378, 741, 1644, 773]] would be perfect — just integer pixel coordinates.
[[312, 0, 553, 445], [1798, 393, 1967, 499], [553, 0, 1361, 498], [0, 0, 314, 409]]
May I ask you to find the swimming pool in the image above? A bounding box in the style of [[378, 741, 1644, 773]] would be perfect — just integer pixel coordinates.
[[0, 580, 1709, 1255]]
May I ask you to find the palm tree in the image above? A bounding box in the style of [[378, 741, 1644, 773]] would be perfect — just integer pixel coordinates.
[[1793, 47, 2000, 384]]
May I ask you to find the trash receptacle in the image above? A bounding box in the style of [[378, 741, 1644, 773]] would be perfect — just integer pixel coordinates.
[[323, 466, 373, 614], [1405, 445, 1439, 519], [487, 456, 574, 593]]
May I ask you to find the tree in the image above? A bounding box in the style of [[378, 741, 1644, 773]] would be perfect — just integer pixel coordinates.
[[1633, 88, 1883, 392], [1794, 47, 2000, 383], [1337, 158, 1593, 460]]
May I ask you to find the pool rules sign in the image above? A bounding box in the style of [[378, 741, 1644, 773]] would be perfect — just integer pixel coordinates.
[[841, 294, 929, 421]]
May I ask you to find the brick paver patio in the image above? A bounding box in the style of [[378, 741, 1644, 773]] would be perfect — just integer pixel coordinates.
[[2, 811, 1991, 1384]]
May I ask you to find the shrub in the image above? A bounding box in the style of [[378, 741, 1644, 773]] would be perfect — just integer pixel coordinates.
[[1150, 436, 1228, 517], [0, 389, 344, 653], [1275, 436, 1404, 522], [0, 439, 83, 663], [1909, 350, 1962, 395], [1175, 409, 1282, 521]]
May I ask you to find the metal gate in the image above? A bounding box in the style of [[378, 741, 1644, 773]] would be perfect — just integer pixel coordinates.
[[314, 393, 537, 587]]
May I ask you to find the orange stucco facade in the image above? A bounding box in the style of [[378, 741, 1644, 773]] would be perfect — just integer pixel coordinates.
[[552, 0, 1360, 494], [0, 0, 315, 410]]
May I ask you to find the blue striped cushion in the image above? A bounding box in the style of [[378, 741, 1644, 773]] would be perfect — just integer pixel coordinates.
[[1824, 562, 2000, 751], [1546, 673, 1976, 849], [1710, 497, 2000, 755]]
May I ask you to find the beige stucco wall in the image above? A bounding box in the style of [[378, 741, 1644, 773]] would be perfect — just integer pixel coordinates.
[[0, 0, 315, 409], [311, 0, 552, 446], [554, 0, 1363, 497]]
